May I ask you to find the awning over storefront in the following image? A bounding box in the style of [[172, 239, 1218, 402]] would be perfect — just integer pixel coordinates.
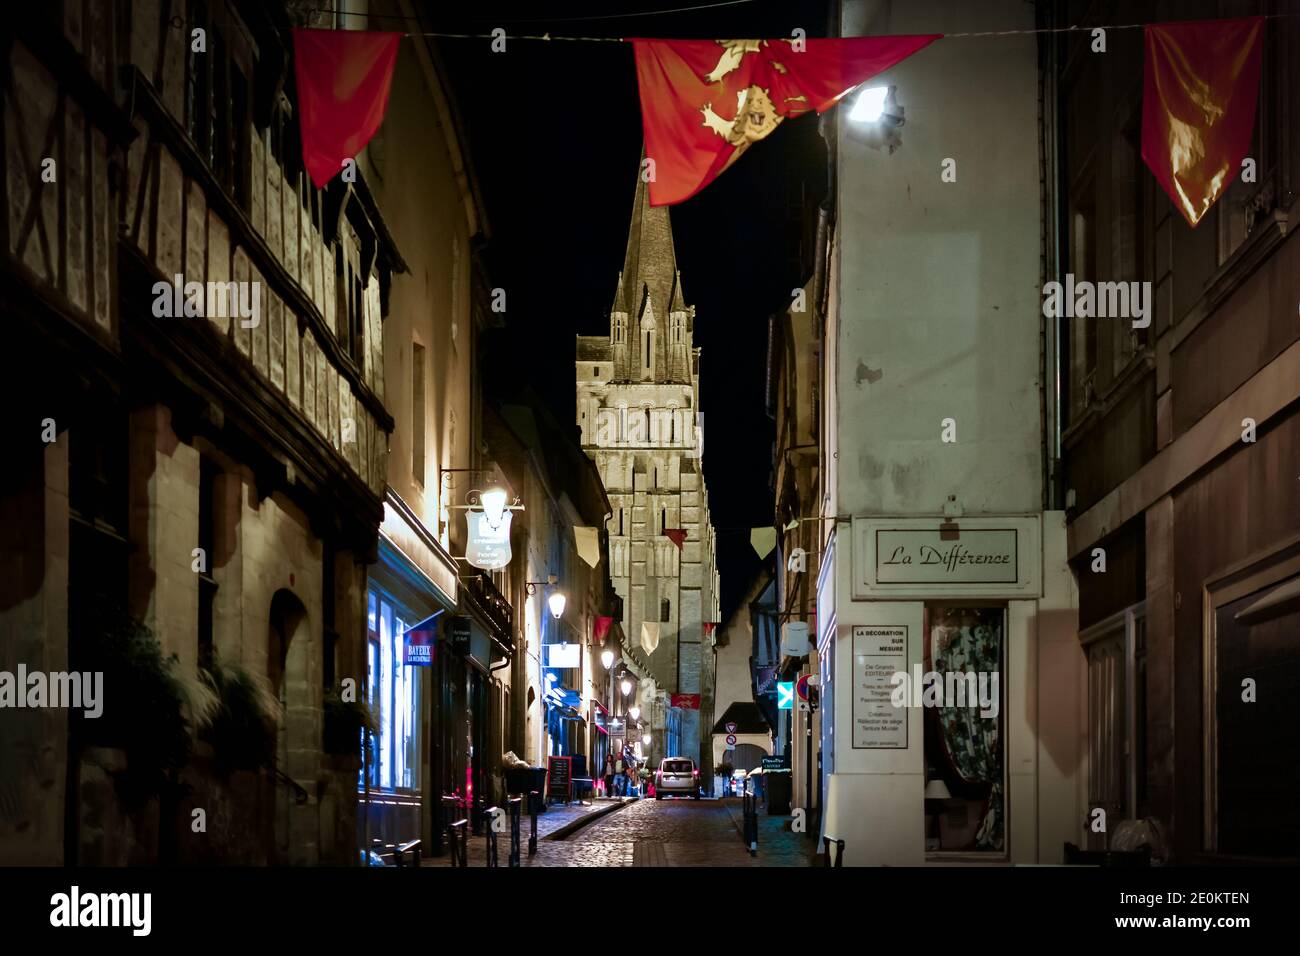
[[378, 489, 458, 609]]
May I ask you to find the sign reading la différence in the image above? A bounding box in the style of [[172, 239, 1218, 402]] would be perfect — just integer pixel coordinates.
[[875, 528, 1017, 584]]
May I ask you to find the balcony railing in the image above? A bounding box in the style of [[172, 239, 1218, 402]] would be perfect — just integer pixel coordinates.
[[459, 567, 513, 656]]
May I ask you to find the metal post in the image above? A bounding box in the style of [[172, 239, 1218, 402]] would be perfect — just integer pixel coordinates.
[[508, 797, 522, 867], [822, 836, 844, 867], [804, 702, 813, 837], [485, 806, 499, 868], [528, 789, 539, 856], [743, 788, 758, 855]]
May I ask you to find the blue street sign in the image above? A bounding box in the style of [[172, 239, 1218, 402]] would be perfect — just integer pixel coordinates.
[[776, 681, 795, 710]]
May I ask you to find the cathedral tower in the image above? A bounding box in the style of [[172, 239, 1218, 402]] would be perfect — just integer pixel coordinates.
[[576, 166, 720, 767]]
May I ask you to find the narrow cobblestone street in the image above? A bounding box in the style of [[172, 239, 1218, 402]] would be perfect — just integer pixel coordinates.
[[507, 798, 817, 867]]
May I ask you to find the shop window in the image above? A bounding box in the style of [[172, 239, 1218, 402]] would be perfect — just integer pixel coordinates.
[[923, 605, 1006, 855], [365, 588, 422, 792], [68, 409, 129, 671], [1209, 568, 1300, 858], [1080, 603, 1147, 849], [660, 598, 671, 623]]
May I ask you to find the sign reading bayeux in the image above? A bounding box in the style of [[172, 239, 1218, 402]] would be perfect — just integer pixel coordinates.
[[851, 516, 1042, 599]]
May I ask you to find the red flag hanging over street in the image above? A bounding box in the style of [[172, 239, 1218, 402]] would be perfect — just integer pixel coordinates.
[[292, 29, 402, 188], [1141, 17, 1264, 228], [594, 616, 614, 644], [630, 35, 939, 206], [664, 528, 688, 550]]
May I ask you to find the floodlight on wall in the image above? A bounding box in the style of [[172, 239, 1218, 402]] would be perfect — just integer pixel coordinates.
[[846, 84, 905, 153]]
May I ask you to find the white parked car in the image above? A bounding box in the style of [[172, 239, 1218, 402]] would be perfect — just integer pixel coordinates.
[[655, 757, 701, 799]]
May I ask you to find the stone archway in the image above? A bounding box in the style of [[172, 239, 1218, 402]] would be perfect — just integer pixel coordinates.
[[268, 589, 317, 866]]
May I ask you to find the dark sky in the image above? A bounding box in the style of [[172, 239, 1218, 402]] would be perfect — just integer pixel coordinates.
[[427, 0, 831, 618]]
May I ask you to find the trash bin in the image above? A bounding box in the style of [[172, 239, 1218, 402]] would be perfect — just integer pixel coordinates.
[[765, 769, 792, 816], [504, 766, 548, 814]]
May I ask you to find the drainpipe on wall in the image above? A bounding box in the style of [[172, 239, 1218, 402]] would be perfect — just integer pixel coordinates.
[[1037, 0, 1064, 512]]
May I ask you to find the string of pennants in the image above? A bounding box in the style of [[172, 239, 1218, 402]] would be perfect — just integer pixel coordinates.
[[574, 519, 828, 562], [292, 14, 1271, 225]]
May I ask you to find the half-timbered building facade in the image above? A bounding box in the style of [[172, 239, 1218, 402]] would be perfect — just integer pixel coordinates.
[[2, 1, 400, 865]]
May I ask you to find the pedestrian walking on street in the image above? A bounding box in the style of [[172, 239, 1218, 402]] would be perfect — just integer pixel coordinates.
[[604, 752, 615, 798]]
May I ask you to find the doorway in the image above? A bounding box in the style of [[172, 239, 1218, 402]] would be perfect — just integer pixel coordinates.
[[268, 588, 315, 865]]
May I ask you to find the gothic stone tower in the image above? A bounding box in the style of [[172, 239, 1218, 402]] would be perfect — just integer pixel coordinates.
[[576, 169, 720, 766]]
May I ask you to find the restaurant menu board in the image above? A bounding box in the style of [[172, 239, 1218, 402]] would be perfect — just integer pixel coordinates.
[[852, 625, 908, 749], [546, 755, 572, 802]]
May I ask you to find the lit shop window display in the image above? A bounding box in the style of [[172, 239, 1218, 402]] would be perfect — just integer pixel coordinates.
[[364, 590, 422, 792], [922, 605, 1006, 855]]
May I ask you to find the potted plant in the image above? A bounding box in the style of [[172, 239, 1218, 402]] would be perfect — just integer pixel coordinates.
[[323, 689, 379, 760], [198, 654, 279, 776], [77, 608, 198, 808]]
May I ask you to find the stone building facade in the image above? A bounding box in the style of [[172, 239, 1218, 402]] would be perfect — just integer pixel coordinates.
[[575, 170, 720, 766], [1, 0, 399, 865]]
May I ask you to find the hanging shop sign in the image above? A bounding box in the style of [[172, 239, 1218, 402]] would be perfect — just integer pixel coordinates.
[[852, 625, 908, 749], [852, 516, 1041, 599], [545, 642, 581, 669], [403, 628, 436, 666], [465, 509, 513, 571], [448, 616, 472, 655], [780, 621, 811, 657]]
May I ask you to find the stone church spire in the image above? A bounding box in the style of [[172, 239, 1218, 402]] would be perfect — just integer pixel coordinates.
[[619, 155, 683, 322]]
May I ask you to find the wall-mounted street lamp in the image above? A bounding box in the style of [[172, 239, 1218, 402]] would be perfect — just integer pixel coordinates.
[[526, 574, 567, 620], [547, 591, 567, 620], [629, 706, 640, 720], [621, 678, 633, 697], [601, 649, 615, 669], [479, 486, 508, 529], [642, 734, 651, 746]]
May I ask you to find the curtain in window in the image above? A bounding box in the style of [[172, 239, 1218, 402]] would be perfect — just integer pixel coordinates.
[[930, 613, 1003, 851]]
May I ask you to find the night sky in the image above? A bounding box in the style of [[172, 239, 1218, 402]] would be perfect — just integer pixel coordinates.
[[427, 0, 832, 618]]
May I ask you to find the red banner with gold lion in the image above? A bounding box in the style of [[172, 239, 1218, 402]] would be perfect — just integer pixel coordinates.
[[629, 35, 939, 206]]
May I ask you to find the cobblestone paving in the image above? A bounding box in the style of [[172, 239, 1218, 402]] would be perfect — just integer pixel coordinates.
[[427, 798, 625, 867], [539, 797, 818, 867], [427, 796, 819, 867]]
